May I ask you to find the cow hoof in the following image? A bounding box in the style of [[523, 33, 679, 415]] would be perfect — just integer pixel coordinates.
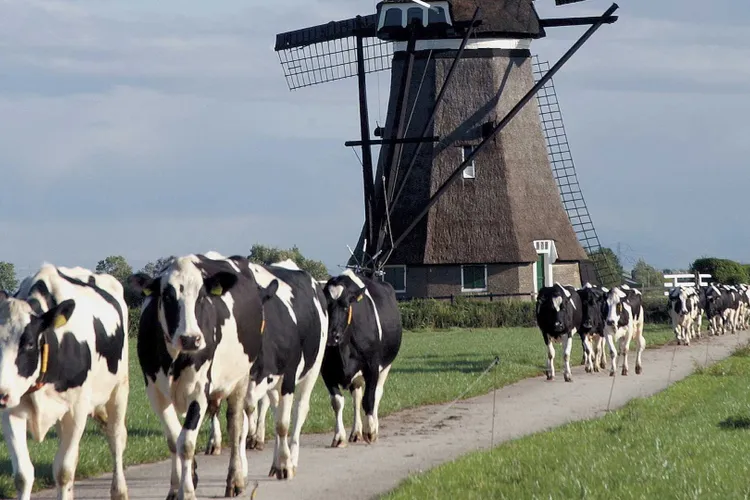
[[584, 366, 592, 373], [270, 465, 295, 480], [635, 365, 642, 375], [349, 431, 363, 443], [224, 482, 245, 497], [330, 437, 347, 448], [206, 443, 221, 456], [364, 432, 378, 444], [165, 492, 177, 500], [564, 373, 572, 382], [545, 371, 554, 381], [111, 488, 128, 500], [621, 369, 628, 376], [609, 370, 615, 377], [246, 437, 264, 451]]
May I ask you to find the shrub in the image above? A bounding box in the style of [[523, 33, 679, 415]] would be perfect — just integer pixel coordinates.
[[691, 257, 749, 285], [641, 295, 670, 325], [128, 308, 140, 338], [398, 298, 536, 330]]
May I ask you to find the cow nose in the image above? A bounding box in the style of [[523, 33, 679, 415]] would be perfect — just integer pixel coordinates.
[[583, 321, 592, 328], [0, 393, 9, 408], [606, 320, 615, 326], [554, 321, 562, 328], [328, 331, 343, 346], [179, 335, 202, 351]]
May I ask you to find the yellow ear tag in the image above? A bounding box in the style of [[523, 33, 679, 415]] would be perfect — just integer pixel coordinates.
[[356, 294, 363, 302], [347, 305, 353, 326], [142, 288, 152, 297], [40, 343, 49, 375], [210, 284, 223, 296], [53, 314, 67, 329], [260, 319, 266, 334]]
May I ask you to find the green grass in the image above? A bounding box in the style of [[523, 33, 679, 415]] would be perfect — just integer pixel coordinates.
[[383, 341, 750, 500], [0, 325, 673, 497]]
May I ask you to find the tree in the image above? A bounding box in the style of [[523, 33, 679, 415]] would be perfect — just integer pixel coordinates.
[[631, 259, 663, 288], [140, 256, 175, 278], [587, 247, 624, 289], [691, 257, 749, 285], [96, 255, 140, 307], [248, 244, 330, 281], [0, 262, 18, 292]]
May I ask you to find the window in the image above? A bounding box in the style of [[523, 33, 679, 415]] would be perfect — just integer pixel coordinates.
[[383, 7, 404, 28], [407, 7, 424, 26], [384, 265, 406, 293], [461, 145, 476, 179], [461, 265, 487, 292], [428, 6, 447, 25]]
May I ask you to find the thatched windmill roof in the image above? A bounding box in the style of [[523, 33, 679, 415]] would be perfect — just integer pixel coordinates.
[[449, 0, 544, 38]]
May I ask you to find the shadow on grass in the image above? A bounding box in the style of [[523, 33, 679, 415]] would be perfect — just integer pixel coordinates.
[[718, 416, 750, 430]]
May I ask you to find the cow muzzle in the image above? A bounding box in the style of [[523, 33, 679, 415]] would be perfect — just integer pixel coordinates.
[[582, 320, 593, 329], [328, 331, 344, 346], [178, 334, 203, 351], [606, 320, 616, 327], [0, 392, 9, 409]]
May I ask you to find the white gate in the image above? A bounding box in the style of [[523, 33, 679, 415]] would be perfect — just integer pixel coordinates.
[[663, 273, 712, 296]]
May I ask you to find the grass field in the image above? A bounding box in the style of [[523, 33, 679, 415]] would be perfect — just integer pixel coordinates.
[[383, 340, 750, 500], [0, 325, 673, 496]]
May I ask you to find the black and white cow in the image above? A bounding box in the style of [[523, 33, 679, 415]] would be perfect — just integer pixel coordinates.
[[705, 285, 736, 336], [668, 286, 698, 345], [535, 283, 582, 382], [242, 258, 328, 479], [321, 270, 402, 447], [577, 283, 608, 373], [602, 285, 645, 376], [0, 264, 129, 500], [129, 253, 265, 500], [737, 284, 750, 330]]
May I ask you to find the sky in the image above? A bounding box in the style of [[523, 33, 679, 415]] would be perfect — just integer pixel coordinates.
[[0, 0, 747, 279]]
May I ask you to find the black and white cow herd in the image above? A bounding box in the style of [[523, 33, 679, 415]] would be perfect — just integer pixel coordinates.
[[537, 282, 646, 380], [537, 280, 750, 383], [0, 254, 402, 500]]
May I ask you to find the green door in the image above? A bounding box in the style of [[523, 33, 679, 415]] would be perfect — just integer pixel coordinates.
[[536, 254, 545, 291]]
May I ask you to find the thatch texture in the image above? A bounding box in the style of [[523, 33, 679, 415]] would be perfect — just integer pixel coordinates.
[[352, 48, 588, 267]]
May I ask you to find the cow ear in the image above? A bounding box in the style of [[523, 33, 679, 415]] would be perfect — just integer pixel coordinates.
[[129, 273, 160, 297], [40, 299, 76, 331], [351, 286, 366, 303], [259, 279, 279, 304], [205, 272, 238, 296]]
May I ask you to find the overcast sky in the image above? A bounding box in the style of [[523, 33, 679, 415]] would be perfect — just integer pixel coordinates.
[[0, 0, 746, 278]]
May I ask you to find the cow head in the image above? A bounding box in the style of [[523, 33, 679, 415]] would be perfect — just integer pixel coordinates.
[[578, 286, 605, 332], [704, 285, 725, 318], [129, 256, 238, 353], [602, 287, 628, 328], [323, 274, 366, 347], [535, 284, 577, 334], [0, 293, 75, 409], [668, 287, 691, 316]]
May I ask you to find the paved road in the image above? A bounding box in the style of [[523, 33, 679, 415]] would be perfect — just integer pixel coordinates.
[[32, 330, 749, 500]]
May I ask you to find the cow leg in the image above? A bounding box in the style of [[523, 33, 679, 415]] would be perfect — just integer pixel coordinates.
[[2, 412, 34, 500], [605, 330, 618, 377], [205, 407, 222, 456], [635, 322, 646, 375], [225, 376, 249, 497], [599, 337, 609, 370], [53, 409, 88, 500], [104, 380, 129, 500], [145, 383, 185, 500], [562, 333, 573, 382], [177, 393, 208, 500], [361, 364, 381, 443], [620, 326, 634, 376], [327, 384, 347, 448], [270, 385, 295, 479], [247, 392, 271, 451], [582, 334, 594, 373], [288, 368, 321, 475], [371, 364, 392, 440], [543, 333, 555, 380], [349, 377, 364, 443]]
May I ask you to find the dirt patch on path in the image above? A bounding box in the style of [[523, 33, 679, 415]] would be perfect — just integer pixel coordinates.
[[32, 331, 749, 500]]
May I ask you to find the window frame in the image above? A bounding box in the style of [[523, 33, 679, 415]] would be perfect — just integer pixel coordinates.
[[383, 265, 407, 293], [461, 145, 476, 179], [461, 264, 488, 293]]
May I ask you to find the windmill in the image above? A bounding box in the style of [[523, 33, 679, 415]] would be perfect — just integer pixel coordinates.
[[274, 0, 620, 298]]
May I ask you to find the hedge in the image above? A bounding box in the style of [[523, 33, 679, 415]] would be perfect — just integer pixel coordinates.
[[126, 295, 672, 338]]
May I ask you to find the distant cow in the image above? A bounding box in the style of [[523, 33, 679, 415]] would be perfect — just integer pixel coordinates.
[[602, 285, 645, 376], [535, 283, 582, 382], [242, 258, 328, 479], [577, 283, 608, 373], [705, 285, 736, 336], [321, 270, 402, 447], [668, 286, 698, 345], [129, 253, 266, 499], [0, 264, 129, 500]]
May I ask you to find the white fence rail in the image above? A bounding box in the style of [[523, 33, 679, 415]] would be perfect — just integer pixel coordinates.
[[662, 273, 712, 296]]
